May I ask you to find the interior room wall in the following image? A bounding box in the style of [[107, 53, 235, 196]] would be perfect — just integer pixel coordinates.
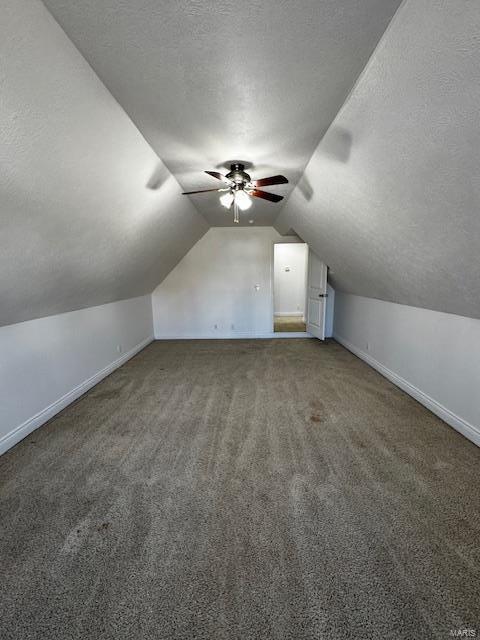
[[0, 296, 154, 456], [153, 227, 309, 339], [334, 292, 480, 447], [273, 244, 308, 317]]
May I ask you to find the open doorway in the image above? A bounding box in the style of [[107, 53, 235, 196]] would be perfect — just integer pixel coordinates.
[[273, 243, 308, 332]]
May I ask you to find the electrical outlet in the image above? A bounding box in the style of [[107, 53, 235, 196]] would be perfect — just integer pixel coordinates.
[[214, 324, 218, 330], [231, 323, 235, 330], [366, 342, 370, 351], [116, 345, 123, 353]]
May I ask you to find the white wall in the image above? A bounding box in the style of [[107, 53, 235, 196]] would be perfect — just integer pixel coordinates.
[[334, 292, 480, 446], [273, 243, 307, 316], [153, 227, 300, 338], [0, 296, 153, 455]]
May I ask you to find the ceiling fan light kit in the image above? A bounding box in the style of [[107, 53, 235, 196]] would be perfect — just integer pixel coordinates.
[[219, 190, 234, 209], [233, 189, 252, 211], [182, 163, 288, 223]]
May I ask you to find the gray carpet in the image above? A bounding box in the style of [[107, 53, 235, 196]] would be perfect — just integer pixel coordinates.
[[1, 339, 479, 639]]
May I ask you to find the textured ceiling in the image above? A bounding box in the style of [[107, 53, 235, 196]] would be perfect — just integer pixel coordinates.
[[275, 0, 480, 319], [41, 0, 401, 226], [0, 0, 207, 327], [5, 0, 477, 327]]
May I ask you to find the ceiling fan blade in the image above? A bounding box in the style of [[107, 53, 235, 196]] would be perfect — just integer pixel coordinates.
[[205, 171, 234, 186], [249, 189, 284, 203], [251, 175, 288, 187], [182, 188, 222, 195]]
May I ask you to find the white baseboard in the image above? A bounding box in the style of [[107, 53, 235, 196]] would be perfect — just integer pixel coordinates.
[[0, 335, 154, 456], [274, 312, 304, 317], [334, 333, 480, 447], [155, 332, 311, 340]]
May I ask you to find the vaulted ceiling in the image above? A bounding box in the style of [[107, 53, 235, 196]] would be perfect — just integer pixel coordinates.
[[2, 0, 479, 326], [1, 0, 207, 326], [41, 0, 401, 226], [275, 0, 480, 319]]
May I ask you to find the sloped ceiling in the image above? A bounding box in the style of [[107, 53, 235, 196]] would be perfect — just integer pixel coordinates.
[[4, 0, 478, 327], [276, 0, 480, 319], [0, 0, 207, 327], [41, 0, 402, 226]]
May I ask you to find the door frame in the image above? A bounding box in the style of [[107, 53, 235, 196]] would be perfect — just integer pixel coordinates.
[[270, 239, 309, 334]]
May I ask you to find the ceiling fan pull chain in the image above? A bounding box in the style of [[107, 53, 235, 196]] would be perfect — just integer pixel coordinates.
[[233, 201, 239, 224]]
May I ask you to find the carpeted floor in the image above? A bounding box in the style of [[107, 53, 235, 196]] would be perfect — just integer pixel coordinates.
[[1, 339, 479, 639], [274, 315, 307, 332]]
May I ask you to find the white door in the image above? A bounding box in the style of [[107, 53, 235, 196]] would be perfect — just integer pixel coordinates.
[[306, 249, 327, 340]]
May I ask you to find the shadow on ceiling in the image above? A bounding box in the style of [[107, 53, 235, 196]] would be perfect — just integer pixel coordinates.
[[146, 162, 170, 190], [322, 126, 352, 164], [297, 174, 314, 201], [298, 127, 353, 201]]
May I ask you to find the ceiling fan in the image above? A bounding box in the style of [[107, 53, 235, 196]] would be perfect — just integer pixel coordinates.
[[182, 163, 288, 223]]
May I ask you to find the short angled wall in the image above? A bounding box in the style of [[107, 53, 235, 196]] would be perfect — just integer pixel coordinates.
[[334, 292, 480, 447], [0, 296, 154, 455]]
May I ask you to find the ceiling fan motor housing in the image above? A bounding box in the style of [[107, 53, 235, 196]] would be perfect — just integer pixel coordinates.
[[226, 163, 251, 188]]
